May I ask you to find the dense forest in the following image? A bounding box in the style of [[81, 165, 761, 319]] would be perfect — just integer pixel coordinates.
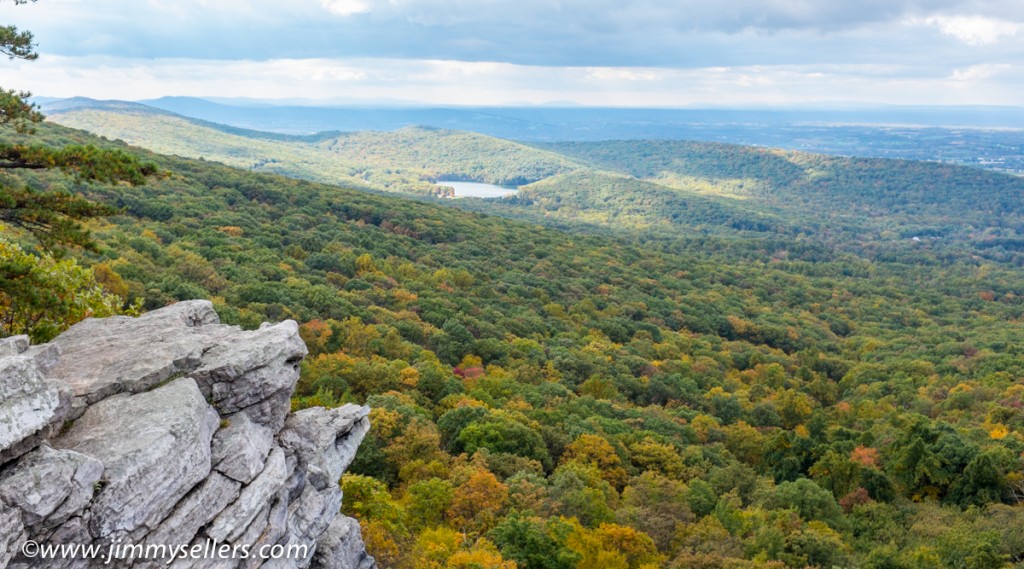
[[47, 104, 580, 197], [4, 117, 1024, 569], [56, 97, 1024, 175], [50, 102, 1024, 265], [535, 140, 1024, 250]]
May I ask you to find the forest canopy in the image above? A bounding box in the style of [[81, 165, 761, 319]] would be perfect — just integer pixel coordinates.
[[4, 117, 1023, 567]]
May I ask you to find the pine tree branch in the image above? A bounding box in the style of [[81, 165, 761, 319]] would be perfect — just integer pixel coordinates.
[[0, 25, 36, 60], [0, 143, 160, 184], [0, 88, 43, 133]]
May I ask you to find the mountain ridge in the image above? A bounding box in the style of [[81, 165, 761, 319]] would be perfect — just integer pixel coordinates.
[[5, 118, 1024, 568], [44, 99, 1024, 261]]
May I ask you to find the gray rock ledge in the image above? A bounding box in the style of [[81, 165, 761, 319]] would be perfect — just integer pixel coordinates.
[[0, 301, 375, 569]]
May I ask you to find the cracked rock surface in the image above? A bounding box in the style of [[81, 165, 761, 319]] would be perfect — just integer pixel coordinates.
[[0, 301, 375, 569]]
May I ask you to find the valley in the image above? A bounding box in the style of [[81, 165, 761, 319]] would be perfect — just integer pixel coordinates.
[[48, 99, 1024, 263], [63, 97, 1024, 175], [4, 111, 1024, 568]]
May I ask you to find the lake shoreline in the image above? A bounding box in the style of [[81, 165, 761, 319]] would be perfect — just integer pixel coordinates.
[[436, 180, 519, 199]]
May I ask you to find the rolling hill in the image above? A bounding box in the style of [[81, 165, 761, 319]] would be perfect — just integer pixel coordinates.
[[5, 117, 1024, 568], [49, 98, 1024, 264], [533, 140, 1024, 255], [49, 99, 1024, 263], [44, 96, 1024, 174], [47, 100, 795, 240], [46, 101, 580, 197]]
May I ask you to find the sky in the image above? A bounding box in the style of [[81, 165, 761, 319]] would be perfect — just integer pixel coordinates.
[[1, 0, 1023, 107]]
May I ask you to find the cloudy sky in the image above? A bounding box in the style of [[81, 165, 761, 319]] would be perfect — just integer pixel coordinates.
[[2, 0, 1023, 106]]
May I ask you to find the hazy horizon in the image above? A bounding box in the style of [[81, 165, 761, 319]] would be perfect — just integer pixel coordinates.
[[38, 94, 1024, 113]]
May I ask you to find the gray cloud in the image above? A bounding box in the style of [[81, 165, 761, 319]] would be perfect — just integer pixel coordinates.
[[2, 0, 1021, 106], [6, 0, 1023, 66], [357, 0, 1024, 33]]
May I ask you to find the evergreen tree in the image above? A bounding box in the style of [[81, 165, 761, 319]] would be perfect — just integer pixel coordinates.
[[0, 0, 150, 339], [1, 0, 156, 250]]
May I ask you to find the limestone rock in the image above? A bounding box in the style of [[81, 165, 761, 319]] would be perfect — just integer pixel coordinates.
[[53, 377, 220, 538], [0, 351, 72, 464], [279, 485, 343, 567], [311, 516, 377, 569], [0, 301, 373, 568], [12, 515, 92, 569], [0, 446, 103, 530], [192, 321, 307, 430], [144, 472, 241, 552], [45, 300, 221, 409], [278, 405, 370, 491], [24, 343, 61, 375], [0, 502, 26, 568], [238, 489, 290, 569], [207, 447, 288, 543], [211, 412, 274, 484], [0, 335, 28, 358]]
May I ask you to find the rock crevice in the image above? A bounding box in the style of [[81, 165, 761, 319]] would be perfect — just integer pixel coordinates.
[[0, 301, 375, 569]]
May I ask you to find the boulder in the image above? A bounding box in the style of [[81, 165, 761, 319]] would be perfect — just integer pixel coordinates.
[[53, 377, 219, 538], [311, 516, 376, 569], [0, 446, 103, 530], [278, 405, 370, 491], [45, 300, 222, 410], [0, 301, 374, 568], [211, 412, 275, 484], [0, 335, 28, 358], [0, 350, 72, 464], [192, 321, 307, 430]]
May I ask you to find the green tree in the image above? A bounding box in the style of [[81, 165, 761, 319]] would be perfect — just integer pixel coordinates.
[[0, 239, 129, 341], [686, 478, 718, 519], [549, 463, 617, 528], [1, 0, 157, 250], [764, 478, 843, 527], [490, 514, 580, 569], [891, 436, 945, 498], [937, 527, 1007, 569], [0, 0, 155, 340], [404, 478, 455, 531], [457, 413, 551, 469], [948, 447, 1015, 507]]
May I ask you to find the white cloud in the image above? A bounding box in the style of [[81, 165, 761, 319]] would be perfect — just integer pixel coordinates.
[[950, 63, 1011, 81], [920, 15, 1022, 45], [585, 68, 663, 82], [4, 55, 1022, 108], [321, 0, 372, 16], [7, 0, 1024, 73], [3, 0, 1023, 107]]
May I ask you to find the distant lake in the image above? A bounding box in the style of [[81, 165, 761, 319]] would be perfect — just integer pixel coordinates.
[[436, 180, 518, 199]]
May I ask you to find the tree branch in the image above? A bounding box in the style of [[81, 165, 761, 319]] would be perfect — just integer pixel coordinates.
[[0, 25, 36, 60]]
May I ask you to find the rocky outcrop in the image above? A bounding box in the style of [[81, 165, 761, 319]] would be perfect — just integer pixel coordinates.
[[0, 342, 69, 466], [0, 301, 375, 569]]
